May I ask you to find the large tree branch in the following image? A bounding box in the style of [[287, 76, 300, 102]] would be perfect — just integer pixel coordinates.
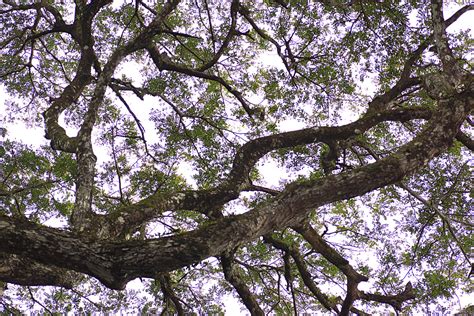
[[0, 81, 471, 290], [367, 3, 472, 112], [94, 106, 433, 239], [79, 96, 451, 239], [42, 0, 112, 154], [0, 254, 79, 289]]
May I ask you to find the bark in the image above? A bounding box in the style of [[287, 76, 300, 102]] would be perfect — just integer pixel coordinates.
[[0, 254, 79, 289]]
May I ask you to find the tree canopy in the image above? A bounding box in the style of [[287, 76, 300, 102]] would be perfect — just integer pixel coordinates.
[[0, 0, 473, 314]]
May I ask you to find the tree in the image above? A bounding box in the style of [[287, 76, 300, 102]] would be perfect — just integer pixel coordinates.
[[0, 0, 472, 314]]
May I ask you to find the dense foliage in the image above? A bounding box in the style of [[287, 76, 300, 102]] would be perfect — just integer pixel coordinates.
[[0, 0, 472, 314]]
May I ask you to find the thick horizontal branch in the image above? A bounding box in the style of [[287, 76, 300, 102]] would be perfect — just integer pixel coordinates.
[[99, 106, 433, 238], [0, 254, 78, 289], [0, 81, 471, 290], [228, 106, 431, 188]]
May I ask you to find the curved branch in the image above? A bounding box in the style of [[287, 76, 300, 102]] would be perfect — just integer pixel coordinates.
[[0, 80, 471, 290], [101, 106, 433, 238], [146, 45, 255, 118], [197, 0, 239, 71]]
